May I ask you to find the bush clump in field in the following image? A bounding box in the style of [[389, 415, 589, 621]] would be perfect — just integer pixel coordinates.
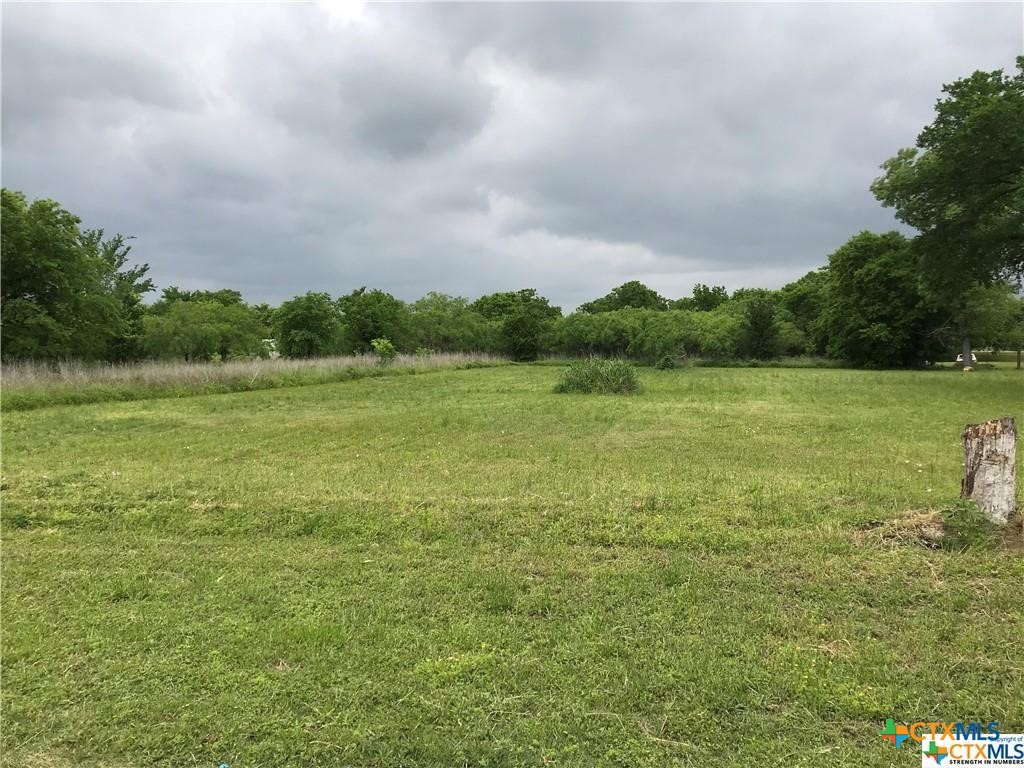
[[554, 359, 640, 394], [654, 354, 676, 370], [370, 337, 397, 365]]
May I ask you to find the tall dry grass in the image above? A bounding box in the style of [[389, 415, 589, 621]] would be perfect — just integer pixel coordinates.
[[1, 353, 505, 411]]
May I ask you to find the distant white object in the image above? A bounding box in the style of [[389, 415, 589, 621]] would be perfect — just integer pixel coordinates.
[[956, 352, 978, 364]]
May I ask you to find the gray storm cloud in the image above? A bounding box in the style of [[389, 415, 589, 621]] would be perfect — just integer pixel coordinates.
[[2, 1, 1021, 310]]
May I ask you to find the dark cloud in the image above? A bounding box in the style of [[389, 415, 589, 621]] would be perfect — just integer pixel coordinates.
[[340, 62, 493, 158], [236, 18, 494, 160], [2, 1, 1021, 310]]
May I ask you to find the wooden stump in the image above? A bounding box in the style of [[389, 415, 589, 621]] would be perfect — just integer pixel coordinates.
[[961, 417, 1017, 525]]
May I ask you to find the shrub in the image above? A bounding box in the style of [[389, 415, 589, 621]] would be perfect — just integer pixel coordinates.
[[654, 354, 676, 370], [370, 337, 397, 364], [414, 346, 434, 357], [554, 359, 640, 394]]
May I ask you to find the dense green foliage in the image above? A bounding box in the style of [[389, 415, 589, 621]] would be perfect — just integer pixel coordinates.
[[338, 287, 411, 352], [408, 292, 500, 352], [941, 282, 1023, 356], [1, 190, 154, 361], [578, 280, 668, 313], [822, 232, 937, 368], [275, 292, 342, 358], [150, 287, 247, 311], [738, 297, 781, 360], [80, 230, 154, 361], [553, 358, 641, 394], [3, 186, 1021, 369], [550, 306, 744, 360], [872, 57, 1024, 360], [470, 289, 562, 361], [141, 299, 266, 362], [673, 283, 730, 312], [2, 366, 1021, 767], [778, 269, 829, 355]]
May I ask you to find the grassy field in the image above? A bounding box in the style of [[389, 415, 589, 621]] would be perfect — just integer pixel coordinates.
[[1, 365, 1022, 767], [0, 353, 505, 412]]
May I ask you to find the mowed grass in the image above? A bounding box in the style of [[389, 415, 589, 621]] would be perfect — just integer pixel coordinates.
[[1, 366, 1022, 767]]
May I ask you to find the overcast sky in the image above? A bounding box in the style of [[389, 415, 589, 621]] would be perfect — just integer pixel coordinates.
[[3, 2, 1022, 310]]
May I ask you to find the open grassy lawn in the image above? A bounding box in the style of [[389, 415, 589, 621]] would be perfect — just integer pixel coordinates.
[[2, 365, 1022, 767]]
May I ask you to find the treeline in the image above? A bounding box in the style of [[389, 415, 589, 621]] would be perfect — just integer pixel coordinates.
[[2, 191, 1021, 368], [3, 59, 1022, 368], [2, 195, 1022, 368]]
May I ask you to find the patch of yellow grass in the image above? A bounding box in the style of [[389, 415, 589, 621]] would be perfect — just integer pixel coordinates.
[[854, 509, 945, 549]]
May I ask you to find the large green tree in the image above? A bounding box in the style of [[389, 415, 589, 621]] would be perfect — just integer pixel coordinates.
[[871, 58, 1024, 363], [670, 284, 730, 312], [1, 189, 153, 361], [470, 289, 561, 361], [578, 281, 667, 313], [80, 230, 154, 361], [276, 292, 343, 358], [470, 288, 561, 321], [823, 232, 939, 368], [337, 287, 410, 352], [690, 284, 730, 312]]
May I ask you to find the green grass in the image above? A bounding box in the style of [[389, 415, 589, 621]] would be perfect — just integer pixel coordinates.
[[1, 365, 1022, 767]]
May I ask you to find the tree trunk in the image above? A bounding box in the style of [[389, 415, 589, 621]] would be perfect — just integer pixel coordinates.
[[1017, 348, 1021, 370], [961, 417, 1017, 525], [961, 334, 973, 368]]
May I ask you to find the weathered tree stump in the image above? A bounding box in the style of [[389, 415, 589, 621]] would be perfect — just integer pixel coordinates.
[[961, 417, 1017, 525]]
